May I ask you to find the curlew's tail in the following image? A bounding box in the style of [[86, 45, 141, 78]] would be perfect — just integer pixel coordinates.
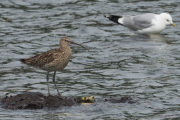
[[20, 59, 26, 63], [104, 14, 122, 25]]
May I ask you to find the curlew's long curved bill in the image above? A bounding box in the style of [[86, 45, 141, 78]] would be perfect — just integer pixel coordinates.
[[70, 41, 88, 50]]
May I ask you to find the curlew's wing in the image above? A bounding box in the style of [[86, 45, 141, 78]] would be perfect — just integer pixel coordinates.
[[21, 48, 63, 68]]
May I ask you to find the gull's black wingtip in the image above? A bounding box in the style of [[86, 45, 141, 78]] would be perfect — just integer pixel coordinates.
[[104, 14, 122, 24]]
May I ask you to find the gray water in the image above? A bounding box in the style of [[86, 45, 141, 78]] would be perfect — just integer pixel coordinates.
[[0, 0, 180, 119]]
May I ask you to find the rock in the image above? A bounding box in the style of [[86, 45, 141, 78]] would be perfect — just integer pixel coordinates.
[[1, 92, 79, 109], [0, 92, 136, 110]]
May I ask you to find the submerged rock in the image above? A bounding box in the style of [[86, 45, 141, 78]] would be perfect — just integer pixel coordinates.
[[103, 96, 135, 104]]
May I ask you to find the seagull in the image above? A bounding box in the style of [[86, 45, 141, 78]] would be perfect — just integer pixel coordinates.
[[104, 13, 176, 34]]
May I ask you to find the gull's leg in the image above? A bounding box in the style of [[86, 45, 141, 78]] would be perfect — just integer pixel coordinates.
[[52, 71, 61, 97], [46, 72, 50, 96]]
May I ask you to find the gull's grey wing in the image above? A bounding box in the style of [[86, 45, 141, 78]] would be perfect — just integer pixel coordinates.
[[122, 13, 156, 31]]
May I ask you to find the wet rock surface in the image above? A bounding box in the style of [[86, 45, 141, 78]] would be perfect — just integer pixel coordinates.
[[0, 92, 135, 110]]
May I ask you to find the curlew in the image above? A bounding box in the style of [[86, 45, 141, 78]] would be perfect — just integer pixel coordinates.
[[20, 37, 87, 97]]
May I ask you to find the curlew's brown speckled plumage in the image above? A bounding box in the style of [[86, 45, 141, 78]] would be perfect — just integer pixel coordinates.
[[20, 37, 86, 97]]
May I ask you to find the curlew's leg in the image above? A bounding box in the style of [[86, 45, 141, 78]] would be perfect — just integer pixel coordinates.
[[52, 71, 61, 97], [46, 72, 50, 96]]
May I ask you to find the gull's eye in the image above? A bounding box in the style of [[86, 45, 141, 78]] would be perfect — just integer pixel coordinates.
[[167, 19, 169, 22]]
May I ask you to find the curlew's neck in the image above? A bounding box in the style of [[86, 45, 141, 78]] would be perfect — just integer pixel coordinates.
[[61, 45, 72, 54], [60, 43, 68, 49]]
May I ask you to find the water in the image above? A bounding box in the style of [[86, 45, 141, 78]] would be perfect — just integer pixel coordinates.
[[0, 0, 180, 119]]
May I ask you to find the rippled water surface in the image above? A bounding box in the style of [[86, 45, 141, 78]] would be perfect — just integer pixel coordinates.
[[1, 0, 180, 119]]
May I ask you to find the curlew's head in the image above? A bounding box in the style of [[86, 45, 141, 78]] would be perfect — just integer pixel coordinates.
[[60, 37, 88, 50], [60, 37, 71, 47]]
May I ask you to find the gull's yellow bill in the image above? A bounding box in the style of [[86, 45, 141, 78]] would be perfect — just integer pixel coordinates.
[[171, 23, 176, 27]]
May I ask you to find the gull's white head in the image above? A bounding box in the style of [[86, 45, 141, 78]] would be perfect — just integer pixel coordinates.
[[159, 13, 176, 27]]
